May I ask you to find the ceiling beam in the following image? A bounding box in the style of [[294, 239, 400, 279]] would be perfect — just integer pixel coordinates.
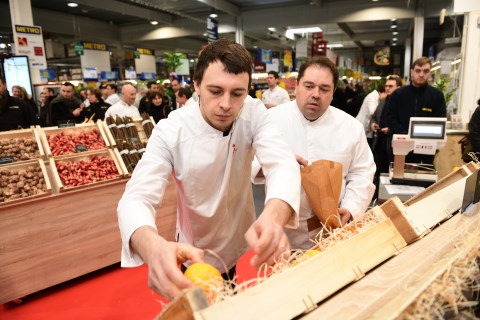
[[337, 22, 364, 50], [73, 0, 173, 25], [195, 0, 241, 17]]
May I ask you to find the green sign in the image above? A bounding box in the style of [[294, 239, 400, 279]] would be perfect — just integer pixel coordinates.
[[75, 43, 84, 56], [134, 50, 140, 59]]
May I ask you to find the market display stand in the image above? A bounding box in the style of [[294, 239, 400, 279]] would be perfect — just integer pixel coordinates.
[[303, 207, 480, 319], [0, 175, 177, 304], [0, 121, 176, 305]]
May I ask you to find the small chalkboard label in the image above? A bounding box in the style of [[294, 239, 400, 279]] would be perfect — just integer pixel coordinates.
[[0, 156, 14, 165], [127, 137, 140, 142], [75, 145, 88, 152]]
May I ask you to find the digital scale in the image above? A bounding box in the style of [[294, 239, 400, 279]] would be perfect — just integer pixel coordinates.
[[378, 117, 447, 203]]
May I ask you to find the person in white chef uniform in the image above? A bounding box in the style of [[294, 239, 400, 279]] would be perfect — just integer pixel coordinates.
[[117, 38, 301, 301], [253, 56, 376, 250]]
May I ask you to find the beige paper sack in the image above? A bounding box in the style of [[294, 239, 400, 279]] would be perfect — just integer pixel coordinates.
[[300, 159, 342, 229]]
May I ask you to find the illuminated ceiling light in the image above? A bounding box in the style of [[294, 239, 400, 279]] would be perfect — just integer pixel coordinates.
[[268, 27, 277, 32], [287, 27, 322, 34], [392, 37, 398, 41], [390, 24, 398, 29], [326, 43, 344, 48], [451, 58, 462, 65], [392, 31, 399, 35], [392, 43, 397, 46], [372, 0, 379, 2], [209, 13, 218, 18], [67, 2, 78, 7], [0, 43, 6, 49], [390, 18, 397, 22], [150, 20, 159, 25]]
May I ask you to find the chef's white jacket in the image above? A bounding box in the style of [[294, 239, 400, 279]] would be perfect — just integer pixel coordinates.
[[118, 96, 300, 271], [252, 101, 375, 249], [104, 100, 140, 120], [261, 86, 291, 106]]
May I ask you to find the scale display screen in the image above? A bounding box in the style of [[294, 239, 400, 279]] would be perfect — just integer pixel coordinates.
[[409, 120, 446, 140]]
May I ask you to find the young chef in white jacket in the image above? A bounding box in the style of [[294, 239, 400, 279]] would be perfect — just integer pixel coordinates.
[[117, 39, 301, 301], [252, 56, 375, 250]]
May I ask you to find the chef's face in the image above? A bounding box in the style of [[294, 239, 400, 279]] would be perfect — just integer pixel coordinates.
[[195, 60, 249, 132], [295, 65, 334, 121], [410, 63, 431, 87]]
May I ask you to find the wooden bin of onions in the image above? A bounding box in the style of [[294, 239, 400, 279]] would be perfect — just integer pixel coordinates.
[[0, 158, 52, 207], [380, 161, 479, 243], [39, 123, 110, 157], [100, 114, 155, 148], [0, 127, 46, 164], [156, 207, 407, 320], [49, 149, 128, 193]]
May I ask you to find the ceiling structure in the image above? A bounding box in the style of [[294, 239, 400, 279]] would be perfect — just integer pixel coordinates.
[[0, 0, 460, 65]]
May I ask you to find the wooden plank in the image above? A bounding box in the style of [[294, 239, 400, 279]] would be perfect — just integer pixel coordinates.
[[380, 197, 424, 243], [155, 288, 209, 320], [193, 218, 406, 320], [0, 176, 177, 304], [302, 208, 480, 320]]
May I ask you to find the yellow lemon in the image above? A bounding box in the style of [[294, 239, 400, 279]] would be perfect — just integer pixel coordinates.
[[184, 263, 222, 301]]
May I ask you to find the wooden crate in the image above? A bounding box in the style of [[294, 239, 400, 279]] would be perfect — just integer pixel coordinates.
[[0, 158, 52, 207], [157, 209, 406, 320], [100, 116, 155, 147], [381, 162, 478, 243], [49, 149, 127, 192], [0, 127, 45, 163], [39, 123, 110, 157]]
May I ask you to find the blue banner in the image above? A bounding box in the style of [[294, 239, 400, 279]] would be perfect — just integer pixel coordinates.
[[40, 69, 55, 79], [101, 71, 118, 80], [141, 72, 156, 80], [258, 48, 272, 64], [207, 17, 218, 43]]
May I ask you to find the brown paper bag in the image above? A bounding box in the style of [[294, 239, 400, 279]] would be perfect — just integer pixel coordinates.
[[300, 159, 343, 229]]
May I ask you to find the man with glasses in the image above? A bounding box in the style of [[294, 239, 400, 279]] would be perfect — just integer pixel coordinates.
[[386, 57, 446, 164]]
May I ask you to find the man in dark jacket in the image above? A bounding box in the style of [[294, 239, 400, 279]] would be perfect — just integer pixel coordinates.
[[50, 82, 82, 126], [0, 78, 39, 131], [386, 57, 446, 164]]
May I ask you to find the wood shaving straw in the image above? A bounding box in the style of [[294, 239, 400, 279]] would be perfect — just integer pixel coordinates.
[[399, 231, 480, 319]]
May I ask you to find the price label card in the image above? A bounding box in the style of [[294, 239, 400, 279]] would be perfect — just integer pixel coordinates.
[[0, 156, 14, 165], [127, 137, 140, 142], [58, 121, 76, 128], [75, 145, 88, 152]]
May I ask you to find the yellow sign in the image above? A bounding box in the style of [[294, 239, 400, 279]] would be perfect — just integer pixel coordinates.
[[15, 25, 41, 34], [284, 50, 292, 67], [81, 41, 108, 51], [135, 48, 154, 55]]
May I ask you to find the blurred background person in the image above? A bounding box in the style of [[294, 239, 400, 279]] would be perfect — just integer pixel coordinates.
[[11, 85, 38, 115], [145, 91, 168, 123], [81, 88, 111, 122], [0, 78, 39, 131], [175, 87, 192, 108]]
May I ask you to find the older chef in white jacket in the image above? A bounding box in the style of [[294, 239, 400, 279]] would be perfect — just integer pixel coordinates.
[[117, 39, 300, 301], [253, 56, 375, 250]]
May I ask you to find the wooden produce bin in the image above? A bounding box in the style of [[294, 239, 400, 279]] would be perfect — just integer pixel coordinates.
[[0, 158, 52, 206], [49, 149, 129, 193], [159, 208, 406, 320], [380, 162, 478, 243], [0, 175, 178, 304], [0, 127, 45, 162], [305, 208, 480, 319], [39, 123, 110, 157], [101, 116, 155, 147]]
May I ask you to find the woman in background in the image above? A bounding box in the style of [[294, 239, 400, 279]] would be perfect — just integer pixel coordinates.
[[81, 88, 111, 122], [145, 92, 168, 123]]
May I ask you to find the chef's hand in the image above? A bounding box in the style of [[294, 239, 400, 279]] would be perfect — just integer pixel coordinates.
[[338, 207, 352, 226], [380, 127, 390, 134], [264, 103, 276, 109], [130, 226, 204, 301], [245, 199, 292, 269], [295, 154, 308, 168]]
